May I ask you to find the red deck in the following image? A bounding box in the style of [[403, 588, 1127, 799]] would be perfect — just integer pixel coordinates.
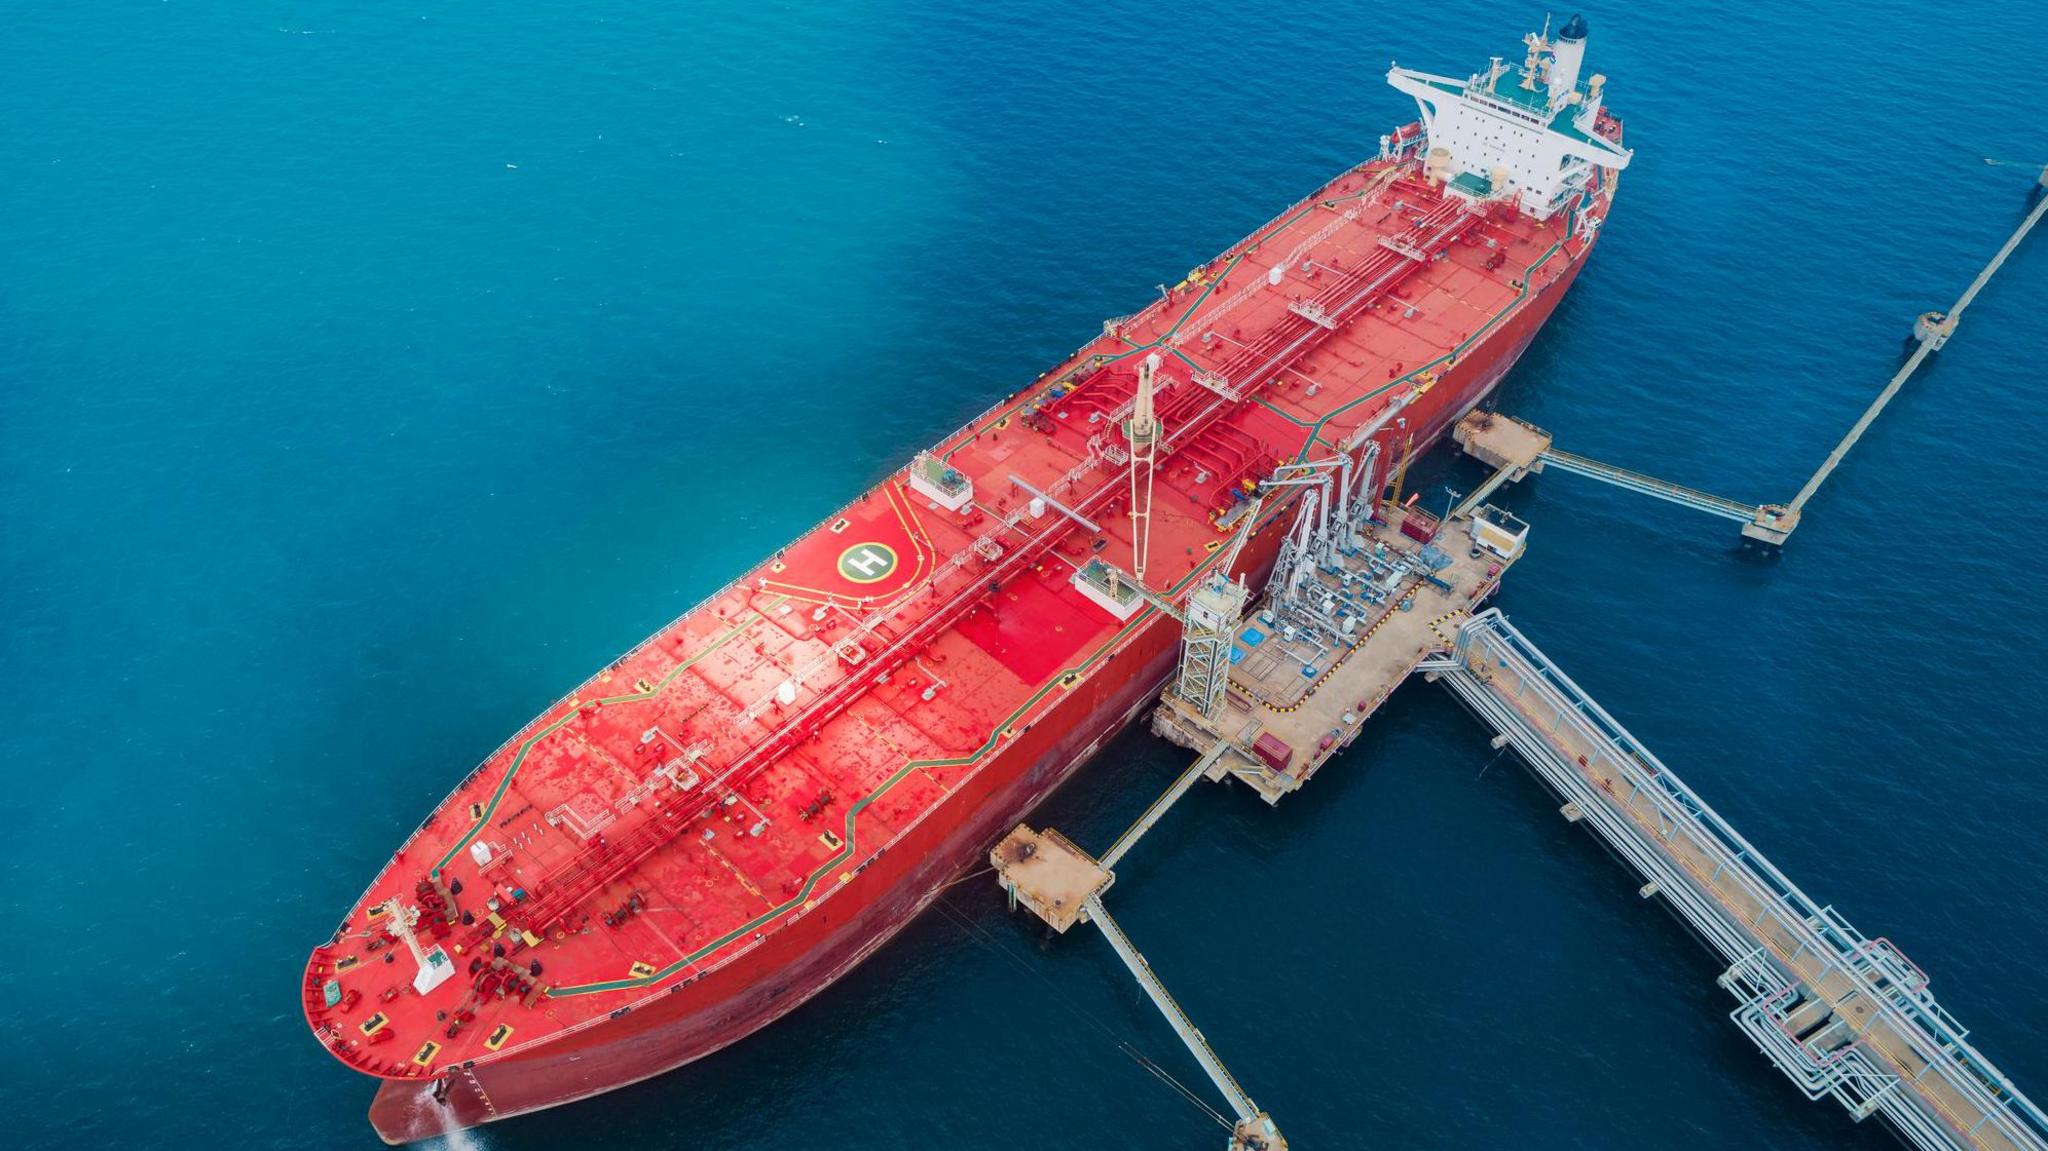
[[303, 130, 1618, 1119]]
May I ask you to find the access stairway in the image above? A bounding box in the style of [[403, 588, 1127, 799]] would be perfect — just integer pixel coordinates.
[[1421, 610, 2048, 1151]]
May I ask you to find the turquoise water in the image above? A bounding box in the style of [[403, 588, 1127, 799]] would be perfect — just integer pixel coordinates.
[[5, 2, 2046, 1147]]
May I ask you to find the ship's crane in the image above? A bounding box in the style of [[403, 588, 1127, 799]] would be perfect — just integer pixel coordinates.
[[1125, 352, 1164, 590], [464, 179, 1480, 949], [380, 897, 455, 995], [1216, 493, 1266, 577]]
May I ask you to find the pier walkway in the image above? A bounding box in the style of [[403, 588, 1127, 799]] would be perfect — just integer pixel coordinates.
[[1452, 411, 1796, 542], [1537, 446, 1760, 523], [1455, 167, 2048, 547], [998, 490, 2047, 1148], [1085, 894, 1260, 1126], [1784, 182, 2048, 531], [1100, 742, 1233, 870], [992, 169, 2048, 1134], [989, 825, 1287, 1151], [1423, 609, 2048, 1151]]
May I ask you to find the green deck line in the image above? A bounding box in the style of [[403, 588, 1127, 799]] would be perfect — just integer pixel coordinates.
[[1256, 397, 1316, 429], [430, 601, 784, 877], [544, 188, 1597, 996], [547, 501, 1294, 999], [954, 175, 1576, 468], [548, 612, 1156, 997], [458, 201, 1581, 886], [940, 184, 1382, 463], [1287, 207, 1580, 464]]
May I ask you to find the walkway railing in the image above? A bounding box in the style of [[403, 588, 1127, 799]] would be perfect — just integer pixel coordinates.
[[1537, 447, 1761, 523], [1423, 609, 2048, 1151], [1789, 185, 2048, 517], [1100, 744, 1232, 870], [1085, 894, 1258, 1123]]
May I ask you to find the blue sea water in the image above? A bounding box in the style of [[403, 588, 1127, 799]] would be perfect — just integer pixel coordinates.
[[4, 2, 2046, 1148]]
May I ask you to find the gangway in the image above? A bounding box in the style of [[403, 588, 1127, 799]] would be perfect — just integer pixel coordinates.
[[1779, 172, 2048, 537], [1100, 742, 1235, 870], [1450, 411, 1793, 542], [1084, 894, 1286, 1151], [1421, 609, 2048, 1151]]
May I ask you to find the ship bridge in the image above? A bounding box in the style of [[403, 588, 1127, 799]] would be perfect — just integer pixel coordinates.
[[1388, 14, 1632, 219]]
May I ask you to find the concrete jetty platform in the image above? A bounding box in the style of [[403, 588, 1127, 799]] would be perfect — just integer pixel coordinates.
[[1151, 502, 1521, 804], [999, 490, 2047, 1151]]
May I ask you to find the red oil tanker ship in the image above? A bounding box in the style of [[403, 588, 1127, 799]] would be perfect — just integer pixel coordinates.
[[303, 19, 1631, 1142]]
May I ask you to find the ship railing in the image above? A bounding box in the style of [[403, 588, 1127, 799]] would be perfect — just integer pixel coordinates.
[[332, 142, 1430, 955], [941, 336, 1124, 461], [479, 738, 1009, 1067], [1170, 191, 1387, 350], [361, 352, 1133, 895], [1466, 88, 1551, 130], [689, 154, 1419, 664], [337, 448, 1013, 931], [951, 151, 1414, 448], [1208, 198, 1474, 395], [504, 428, 1162, 936], [384, 152, 1485, 1066], [740, 513, 1010, 722], [497, 251, 1380, 940], [1045, 442, 1107, 500], [739, 440, 1120, 720], [340, 158, 1459, 946], [1164, 153, 1414, 353], [1280, 196, 1376, 270]]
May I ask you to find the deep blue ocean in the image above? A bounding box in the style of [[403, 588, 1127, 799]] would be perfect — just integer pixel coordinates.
[[5, 3, 2046, 1148]]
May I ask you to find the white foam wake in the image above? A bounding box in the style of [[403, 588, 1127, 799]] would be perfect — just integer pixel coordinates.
[[403, 1088, 491, 1151]]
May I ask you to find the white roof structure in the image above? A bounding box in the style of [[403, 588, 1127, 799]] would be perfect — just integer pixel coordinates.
[[1387, 14, 1633, 219]]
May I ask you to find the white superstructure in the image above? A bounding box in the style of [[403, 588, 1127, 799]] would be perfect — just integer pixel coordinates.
[[1386, 14, 1632, 219]]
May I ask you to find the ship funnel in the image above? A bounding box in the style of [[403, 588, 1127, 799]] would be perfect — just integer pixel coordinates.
[[1548, 14, 1587, 101]]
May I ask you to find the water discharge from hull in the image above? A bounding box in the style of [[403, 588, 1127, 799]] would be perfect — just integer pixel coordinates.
[[404, 1091, 489, 1151]]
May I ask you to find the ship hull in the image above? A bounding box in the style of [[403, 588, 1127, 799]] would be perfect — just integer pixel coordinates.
[[367, 241, 1588, 1145]]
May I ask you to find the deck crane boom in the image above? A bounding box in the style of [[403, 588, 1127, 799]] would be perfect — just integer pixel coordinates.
[[1217, 493, 1266, 576], [1126, 352, 1164, 589]]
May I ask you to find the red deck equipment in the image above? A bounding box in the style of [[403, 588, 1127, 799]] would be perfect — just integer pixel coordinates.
[[302, 23, 1631, 1141]]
